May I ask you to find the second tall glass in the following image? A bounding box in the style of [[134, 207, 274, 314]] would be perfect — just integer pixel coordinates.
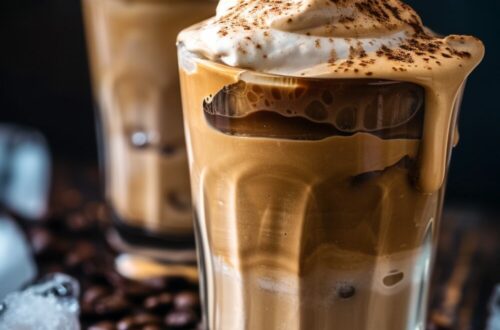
[[83, 0, 216, 264]]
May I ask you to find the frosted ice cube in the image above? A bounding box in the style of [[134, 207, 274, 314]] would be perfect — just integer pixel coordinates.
[[27, 274, 80, 313], [0, 214, 37, 300], [0, 125, 51, 220], [487, 285, 500, 330], [0, 274, 80, 330]]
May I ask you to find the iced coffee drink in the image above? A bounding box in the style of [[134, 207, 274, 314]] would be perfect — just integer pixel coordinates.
[[83, 0, 216, 262], [178, 0, 484, 329]]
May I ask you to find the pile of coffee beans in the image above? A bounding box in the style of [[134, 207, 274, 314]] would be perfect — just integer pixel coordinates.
[[21, 168, 202, 330]]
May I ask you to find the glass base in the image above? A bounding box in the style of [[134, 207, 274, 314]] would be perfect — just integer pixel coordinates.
[[107, 211, 197, 267]]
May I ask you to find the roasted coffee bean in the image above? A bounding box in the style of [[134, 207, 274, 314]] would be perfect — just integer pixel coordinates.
[[117, 317, 135, 330], [88, 321, 117, 330], [60, 188, 83, 210], [94, 294, 132, 316], [144, 293, 174, 312], [165, 309, 197, 328], [83, 285, 110, 306], [142, 277, 170, 291], [81, 282, 110, 315], [117, 313, 162, 330], [66, 212, 93, 232], [113, 275, 192, 299], [174, 291, 199, 310], [112, 277, 158, 299], [134, 313, 162, 324], [106, 271, 124, 286], [65, 241, 96, 267], [121, 282, 155, 299], [143, 325, 163, 330]]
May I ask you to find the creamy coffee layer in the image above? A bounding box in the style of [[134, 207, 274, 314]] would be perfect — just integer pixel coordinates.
[[84, 0, 215, 235]]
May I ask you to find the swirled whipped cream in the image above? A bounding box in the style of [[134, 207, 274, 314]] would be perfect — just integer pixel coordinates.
[[178, 0, 484, 77]]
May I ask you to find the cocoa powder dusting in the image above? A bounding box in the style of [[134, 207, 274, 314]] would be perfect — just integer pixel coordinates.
[[199, 0, 480, 75]]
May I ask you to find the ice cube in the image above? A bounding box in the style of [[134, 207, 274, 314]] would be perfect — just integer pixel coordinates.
[[0, 274, 80, 330], [28, 274, 80, 313], [0, 214, 37, 300], [487, 285, 500, 330], [0, 125, 51, 220]]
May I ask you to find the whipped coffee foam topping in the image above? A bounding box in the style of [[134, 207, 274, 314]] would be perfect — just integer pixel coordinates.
[[178, 0, 483, 77]]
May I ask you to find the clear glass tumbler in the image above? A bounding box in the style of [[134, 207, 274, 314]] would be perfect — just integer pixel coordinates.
[[83, 0, 216, 264], [178, 48, 465, 329]]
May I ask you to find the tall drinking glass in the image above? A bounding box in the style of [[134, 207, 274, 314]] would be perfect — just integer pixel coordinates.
[[178, 48, 465, 329], [83, 0, 216, 266]]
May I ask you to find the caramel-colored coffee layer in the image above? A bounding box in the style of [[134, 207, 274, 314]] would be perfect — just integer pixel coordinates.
[[179, 57, 445, 330], [83, 0, 215, 235], [203, 79, 425, 140]]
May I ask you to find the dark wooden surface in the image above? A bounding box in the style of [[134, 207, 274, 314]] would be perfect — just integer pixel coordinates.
[[14, 163, 500, 329], [430, 206, 500, 329]]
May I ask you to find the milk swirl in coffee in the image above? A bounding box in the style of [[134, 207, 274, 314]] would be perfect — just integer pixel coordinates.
[[178, 0, 484, 329]]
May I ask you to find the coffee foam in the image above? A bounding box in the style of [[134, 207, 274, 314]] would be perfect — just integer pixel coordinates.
[[179, 0, 483, 79]]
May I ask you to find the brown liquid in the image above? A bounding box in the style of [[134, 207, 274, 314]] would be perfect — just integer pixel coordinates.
[[179, 56, 453, 330], [203, 79, 425, 140], [83, 0, 216, 238]]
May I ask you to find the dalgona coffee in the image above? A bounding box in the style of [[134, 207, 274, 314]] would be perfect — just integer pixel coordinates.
[[178, 0, 484, 329]]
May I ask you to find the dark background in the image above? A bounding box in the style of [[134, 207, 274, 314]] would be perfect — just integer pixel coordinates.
[[0, 0, 499, 206]]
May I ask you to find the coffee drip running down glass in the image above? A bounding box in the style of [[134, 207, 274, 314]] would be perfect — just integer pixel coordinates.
[[82, 0, 217, 268]]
